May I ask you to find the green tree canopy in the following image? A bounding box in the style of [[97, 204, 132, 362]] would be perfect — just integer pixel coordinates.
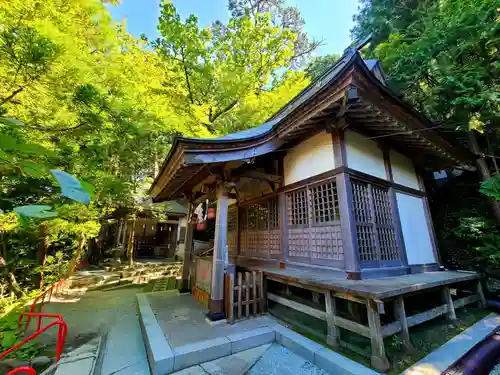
[[154, 1, 310, 135]]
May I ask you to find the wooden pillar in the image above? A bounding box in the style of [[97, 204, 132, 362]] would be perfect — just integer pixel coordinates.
[[366, 299, 390, 372], [336, 173, 360, 278], [181, 202, 194, 291], [477, 280, 486, 308], [393, 296, 413, 351], [208, 185, 229, 320], [279, 192, 288, 267], [442, 286, 457, 321], [324, 291, 339, 347]]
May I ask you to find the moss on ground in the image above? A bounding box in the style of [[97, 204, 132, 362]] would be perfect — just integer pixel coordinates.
[[269, 303, 490, 374]]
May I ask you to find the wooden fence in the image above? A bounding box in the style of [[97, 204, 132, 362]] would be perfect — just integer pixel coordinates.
[[225, 270, 265, 323]]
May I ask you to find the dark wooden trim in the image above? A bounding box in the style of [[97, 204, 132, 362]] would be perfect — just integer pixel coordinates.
[[416, 172, 442, 266], [382, 149, 393, 181], [347, 168, 426, 197], [360, 266, 410, 280], [239, 192, 279, 207], [332, 128, 347, 168], [278, 166, 345, 193], [409, 263, 439, 274], [279, 192, 288, 264], [346, 271, 361, 280]]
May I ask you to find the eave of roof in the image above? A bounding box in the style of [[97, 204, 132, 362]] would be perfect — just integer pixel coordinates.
[[150, 51, 472, 201]]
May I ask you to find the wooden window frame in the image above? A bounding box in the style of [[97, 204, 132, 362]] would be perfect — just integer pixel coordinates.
[[351, 178, 401, 268]]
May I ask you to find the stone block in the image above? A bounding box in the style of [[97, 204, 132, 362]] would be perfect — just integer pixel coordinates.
[[173, 337, 231, 371], [137, 294, 174, 374], [314, 347, 379, 375], [273, 324, 323, 363], [227, 326, 275, 354]]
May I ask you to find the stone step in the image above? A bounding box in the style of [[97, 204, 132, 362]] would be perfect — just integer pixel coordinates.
[[47, 336, 103, 375]]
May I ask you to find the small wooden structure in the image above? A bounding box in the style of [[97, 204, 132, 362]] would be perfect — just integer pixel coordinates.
[[225, 269, 265, 322], [148, 45, 480, 371]]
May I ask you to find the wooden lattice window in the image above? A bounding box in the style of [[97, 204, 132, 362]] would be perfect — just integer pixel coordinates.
[[239, 197, 280, 258], [286, 179, 344, 265], [227, 208, 238, 231], [227, 207, 238, 255], [287, 189, 309, 227], [351, 180, 399, 264], [311, 180, 340, 224]]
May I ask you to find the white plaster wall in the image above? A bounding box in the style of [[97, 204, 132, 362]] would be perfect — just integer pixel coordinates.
[[396, 192, 436, 265], [344, 130, 387, 180], [283, 131, 335, 185], [390, 150, 420, 190]]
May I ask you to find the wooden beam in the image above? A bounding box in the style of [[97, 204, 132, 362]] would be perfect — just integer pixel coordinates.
[[239, 170, 283, 184], [454, 294, 480, 309], [408, 304, 448, 327], [333, 292, 365, 304], [334, 316, 371, 338], [383, 295, 480, 338], [267, 292, 326, 321]]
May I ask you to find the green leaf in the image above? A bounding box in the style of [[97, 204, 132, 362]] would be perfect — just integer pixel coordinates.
[[480, 175, 500, 201], [2, 331, 17, 348], [14, 205, 58, 219], [0, 117, 24, 127], [80, 180, 95, 199], [21, 162, 47, 178], [0, 148, 10, 160], [0, 133, 18, 151], [51, 170, 91, 204]]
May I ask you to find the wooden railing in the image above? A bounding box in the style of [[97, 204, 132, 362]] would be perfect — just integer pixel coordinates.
[[225, 270, 265, 323]]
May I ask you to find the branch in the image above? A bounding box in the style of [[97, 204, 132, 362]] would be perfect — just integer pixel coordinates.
[[17, 121, 89, 132], [291, 39, 324, 61], [0, 86, 24, 105], [180, 47, 195, 105], [209, 100, 239, 123]]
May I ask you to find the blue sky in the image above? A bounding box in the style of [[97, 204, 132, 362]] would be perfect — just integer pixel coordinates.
[[108, 0, 361, 56]]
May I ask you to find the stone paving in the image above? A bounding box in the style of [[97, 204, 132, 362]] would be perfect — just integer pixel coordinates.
[[171, 343, 332, 375], [147, 293, 274, 349], [40, 288, 150, 375]]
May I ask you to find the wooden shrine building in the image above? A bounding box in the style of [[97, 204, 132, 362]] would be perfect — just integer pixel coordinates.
[[149, 47, 485, 371]]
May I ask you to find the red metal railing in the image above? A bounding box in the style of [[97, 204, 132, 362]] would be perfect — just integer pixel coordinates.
[[6, 367, 37, 375], [18, 280, 65, 331], [1, 315, 67, 362]]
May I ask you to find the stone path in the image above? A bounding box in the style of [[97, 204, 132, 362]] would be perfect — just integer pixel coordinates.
[[171, 343, 332, 375], [41, 288, 150, 375]]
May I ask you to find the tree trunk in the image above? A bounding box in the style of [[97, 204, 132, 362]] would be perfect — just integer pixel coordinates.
[[127, 215, 136, 267], [468, 130, 500, 224], [114, 219, 123, 248], [35, 224, 50, 290], [65, 233, 86, 278], [6, 271, 25, 298]]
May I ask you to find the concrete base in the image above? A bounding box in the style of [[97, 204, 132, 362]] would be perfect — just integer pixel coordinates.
[[138, 293, 377, 375]]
